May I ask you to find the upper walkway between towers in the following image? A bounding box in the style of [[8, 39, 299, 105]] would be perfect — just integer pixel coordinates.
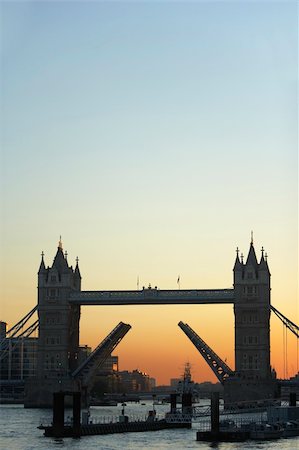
[[69, 288, 235, 305]]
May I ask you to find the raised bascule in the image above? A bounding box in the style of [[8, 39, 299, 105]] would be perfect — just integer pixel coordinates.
[[19, 238, 297, 407]]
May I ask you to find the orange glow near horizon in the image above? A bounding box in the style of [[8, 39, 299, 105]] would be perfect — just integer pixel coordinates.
[[79, 304, 234, 385], [78, 303, 298, 385], [1, 242, 297, 386]]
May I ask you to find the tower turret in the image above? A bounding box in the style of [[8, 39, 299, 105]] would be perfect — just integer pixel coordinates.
[[74, 257, 81, 290], [38, 252, 48, 287], [38, 252, 46, 273], [233, 248, 243, 283], [245, 241, 258, 268], [259, 249, 271, 283]]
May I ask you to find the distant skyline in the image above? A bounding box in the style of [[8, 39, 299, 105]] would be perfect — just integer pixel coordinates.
[[1, 1, 298, 384]]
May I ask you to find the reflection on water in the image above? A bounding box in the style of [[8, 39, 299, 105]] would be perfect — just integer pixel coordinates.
[[0, 401, 298, 450]]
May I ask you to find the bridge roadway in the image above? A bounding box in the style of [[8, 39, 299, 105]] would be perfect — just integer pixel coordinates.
[[69, 288, 235, 305]]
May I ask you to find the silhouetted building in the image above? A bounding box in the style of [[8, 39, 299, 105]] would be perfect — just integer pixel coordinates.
[[98, 355, 119, 374], [118, 369, 151, 392], [0, 322, 6, 340], [149, 377, 156, 390], [224, 241, 278, 403], [0, 322, 37, 380]]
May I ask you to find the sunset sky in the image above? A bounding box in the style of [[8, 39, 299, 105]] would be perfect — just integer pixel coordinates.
[[1, 1, 298, 384]]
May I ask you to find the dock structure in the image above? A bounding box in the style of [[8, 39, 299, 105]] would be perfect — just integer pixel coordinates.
[[196, 392, 250, 442], [38, 391, 192, 438], [41, 419, 191, 438], [196, 392, 299, 442]]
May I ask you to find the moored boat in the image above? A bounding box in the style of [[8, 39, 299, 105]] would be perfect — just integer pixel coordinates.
[[249, 423, 283, 440], [281, 420, 299, 437]]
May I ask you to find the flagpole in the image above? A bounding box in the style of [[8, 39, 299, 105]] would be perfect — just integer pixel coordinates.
[[177, 275, 180, 290]]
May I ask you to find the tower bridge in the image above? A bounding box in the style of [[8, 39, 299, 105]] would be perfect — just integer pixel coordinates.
[[19, 237, 296, 407]]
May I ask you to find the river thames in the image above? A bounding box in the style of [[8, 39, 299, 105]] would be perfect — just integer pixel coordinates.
[[0, 401, 298, 450]]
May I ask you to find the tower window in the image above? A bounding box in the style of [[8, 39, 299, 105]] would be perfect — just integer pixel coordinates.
[[243, 336, 259, 345], [243, 286, 258, 298], [47, 288, 59, 300], [46, 336, 61, 345]]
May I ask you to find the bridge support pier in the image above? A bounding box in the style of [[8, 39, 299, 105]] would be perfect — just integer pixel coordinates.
[[223, 377, 279, 407], [24, 377, 78, 408]]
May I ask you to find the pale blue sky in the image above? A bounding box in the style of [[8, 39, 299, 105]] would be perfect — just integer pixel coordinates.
[[1, 2, 298, 372]]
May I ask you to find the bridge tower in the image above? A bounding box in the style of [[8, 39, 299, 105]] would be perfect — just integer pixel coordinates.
[[25, 240, 81, 407], [224, 239, 277, 404]]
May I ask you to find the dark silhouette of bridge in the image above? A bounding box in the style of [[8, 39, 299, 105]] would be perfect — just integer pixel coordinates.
[[1, 238, 298, 407]]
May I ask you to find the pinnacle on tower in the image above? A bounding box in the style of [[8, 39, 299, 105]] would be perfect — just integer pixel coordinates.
[[74, 256, 81, 279], [38, 251, 46, 274], [245, 239, 258, 268], [53, 237, 69, 273], [233, 247, 243, 271], [259, 247, 270, 274]]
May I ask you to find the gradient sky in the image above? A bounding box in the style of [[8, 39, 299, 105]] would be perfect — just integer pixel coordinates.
[[1, 1, 298, 384]]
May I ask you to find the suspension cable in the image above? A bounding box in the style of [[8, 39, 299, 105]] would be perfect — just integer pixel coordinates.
[[297, 338, 298, 374], [285, 324, 288, 379], [5, 305, 38, 338], [282, 323, 286, 379], [271, 305, 299, 338]]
